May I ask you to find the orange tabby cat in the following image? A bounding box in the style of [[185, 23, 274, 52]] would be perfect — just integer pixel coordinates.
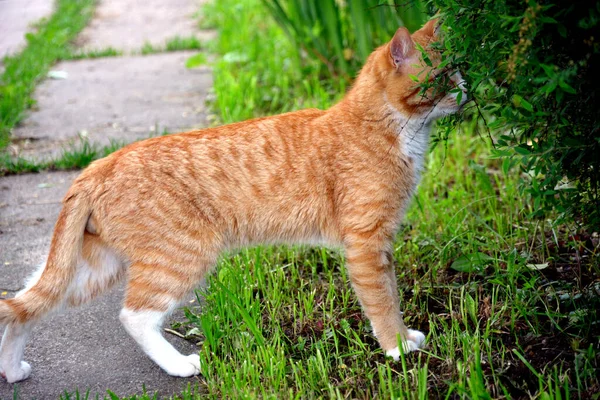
[[0, 19, 466, 382]]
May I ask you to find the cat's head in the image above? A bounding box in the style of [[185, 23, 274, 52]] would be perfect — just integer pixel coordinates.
[[373, 19, 467, 121]]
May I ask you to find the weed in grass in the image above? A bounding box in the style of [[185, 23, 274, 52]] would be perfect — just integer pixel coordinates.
[[0, 152, 45, 175], [185, 53, 208, 69], [52, 138, 99, 170], [140, 42, 158, 56], [0, 127, 169, 176], [165, 36, 203, 52], [0, 0, 96, 150], [62, 47, 122, 60], [140, 36, 203, 55], [0, 138, 129, 176]]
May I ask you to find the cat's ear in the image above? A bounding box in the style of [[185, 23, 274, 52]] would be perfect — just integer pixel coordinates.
[[389, 27, 416, 69], [421, 18, 442, 39]]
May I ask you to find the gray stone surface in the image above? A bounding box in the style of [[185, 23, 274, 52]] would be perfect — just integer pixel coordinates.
[[0, 172, 78, 291], [1, 0, 216, 396], [0, 0, 54, 57], [77, 0, 215, 53], [0, 172, 203, 399], [12, 52, 212, 160]]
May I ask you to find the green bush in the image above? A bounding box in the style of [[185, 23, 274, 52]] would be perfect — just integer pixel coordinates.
[[430, 0, 600, 230], [257, 0, 600, 229]]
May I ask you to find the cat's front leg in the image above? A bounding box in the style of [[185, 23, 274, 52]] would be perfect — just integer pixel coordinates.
[[344, 237, 425, 358]]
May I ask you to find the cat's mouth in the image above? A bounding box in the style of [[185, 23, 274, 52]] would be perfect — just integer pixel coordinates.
[[457, 93, 470, 111]]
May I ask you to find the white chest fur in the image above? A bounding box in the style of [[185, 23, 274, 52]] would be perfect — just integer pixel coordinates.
[[386, 104, 432, 188], [399, 121, 431, 186]]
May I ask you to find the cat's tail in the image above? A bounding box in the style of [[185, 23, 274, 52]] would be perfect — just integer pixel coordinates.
[[0, 188, 92, 325]]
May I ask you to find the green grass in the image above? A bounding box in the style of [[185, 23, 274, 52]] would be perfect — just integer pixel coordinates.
[[54, 385, 199, 400], [61, 47, 123, 60], [61, 36, 202, 60], [261, 0, 426, 81], [140, 36, 203, 55], [2, 0, 597, 397], [181, 128, 599, 398], [0, 0, 96, 151], [201, 0, 346, 123], [169, 0, 599, 398], [57, 384, 202, 400], [0, 138, 126, 176]]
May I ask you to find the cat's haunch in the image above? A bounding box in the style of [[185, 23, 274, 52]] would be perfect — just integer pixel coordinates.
[[0, 19, 466, 383]]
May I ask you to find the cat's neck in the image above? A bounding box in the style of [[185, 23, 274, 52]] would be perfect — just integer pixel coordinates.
[[339, 76, 432, 135], [333, 74, 434, 180], [337, 72, 433, 135]]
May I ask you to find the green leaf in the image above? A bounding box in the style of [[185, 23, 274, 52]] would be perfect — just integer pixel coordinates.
[[451, 252, 493, 273], [526, 263, 549, 270], [212, 280, 265, 347], [414, 42, 432, 66], [105, 390, 120, 400], [540, 64, 556, 77], [456, 90, 463, 105], [558, 79, 577, 94], [514, 145, 531, 155], [539, 16, 558, 24], [541, 80, 558, 95], [502, 157, 512, 175], [512, 94, 533, 112]]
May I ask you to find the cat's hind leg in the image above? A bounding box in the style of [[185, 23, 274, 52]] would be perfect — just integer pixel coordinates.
[[65, 233, 126, 307], [0, 261, 42, 383], [0, 323, 33, 383], [119, 256, 212, 377], [119, 307, 200, 377], [0, 233, 124, 383]]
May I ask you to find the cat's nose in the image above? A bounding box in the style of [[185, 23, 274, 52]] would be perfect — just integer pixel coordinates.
[[457, 79, 467, 93], [457, 80, 468, 104]]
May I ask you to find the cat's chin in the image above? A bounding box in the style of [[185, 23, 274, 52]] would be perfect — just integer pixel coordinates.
[[385, 329, 426, 361]]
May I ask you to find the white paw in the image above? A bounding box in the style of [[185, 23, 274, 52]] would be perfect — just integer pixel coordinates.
[[1, 361, 32, 383], [385, 329, 426, 361], [185, 354, 201, 373], [407, 329, 426, 347], [163, 354, 201, 377]]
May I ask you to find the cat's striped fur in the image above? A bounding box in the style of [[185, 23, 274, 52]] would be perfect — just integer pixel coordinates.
[[0, 20, 467, 382]]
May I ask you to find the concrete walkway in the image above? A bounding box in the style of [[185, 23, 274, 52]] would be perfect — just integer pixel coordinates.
[[0, 0, 54, 58], [0, 0, 214, 398], [13, 52, 212, 160], [77, 0, 215, 53]]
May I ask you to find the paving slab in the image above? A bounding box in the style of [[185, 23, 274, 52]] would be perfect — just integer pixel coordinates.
[[11, 52, 212, 160], [77, 0, 215, 53], [0, 0, 54, 58], [0, 172, 204, 399]]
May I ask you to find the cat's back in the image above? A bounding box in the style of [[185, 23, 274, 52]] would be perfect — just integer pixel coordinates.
[[72, 107, 330, 198], [70, 106, 335, 244]]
